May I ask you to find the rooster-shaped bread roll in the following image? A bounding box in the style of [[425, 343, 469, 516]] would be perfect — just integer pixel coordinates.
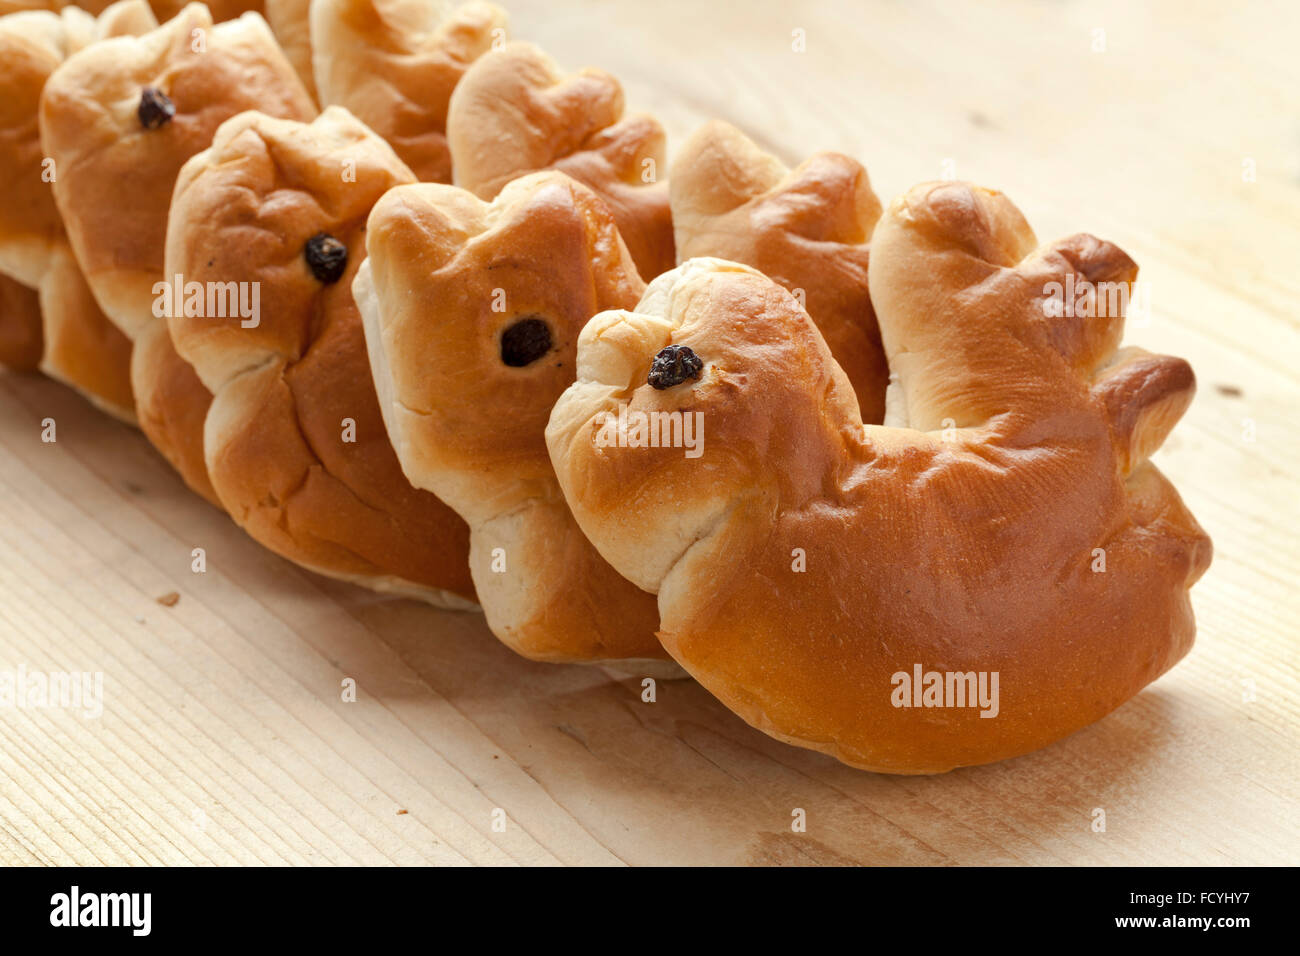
[[670, 120, 888, 424], [311, 0, 505, 182], [447, 41, 674, 281], [166, 107, 474, 606], [0, 0, 157, 416], [547, 183, 1212, 773], [355, 171, 666, 661], [40, 3, 315, 501]]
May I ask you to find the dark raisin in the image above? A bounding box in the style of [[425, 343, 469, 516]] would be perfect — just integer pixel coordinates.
[[137, 87, 175, 130], [304, 233, 348, 284], [647, 345, 703, 389], [500, 317, 552, 367]]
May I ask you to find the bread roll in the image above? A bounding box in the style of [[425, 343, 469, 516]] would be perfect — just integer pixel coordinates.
[[166, 106, 474, 606], [546, 183, 1212, 773], [355, 170, 665, 659], [0, 1, 155, 417], [670, 120, 888, 423], [447, 41, 674, 281], [311, 0, 505, 182], [40, 3, 316, 499]]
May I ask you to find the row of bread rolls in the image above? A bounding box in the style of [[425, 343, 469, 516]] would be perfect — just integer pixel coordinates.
[[0, 0, 685, 639], [0, 0, 1211, 772], [0, 0, 739, 642]]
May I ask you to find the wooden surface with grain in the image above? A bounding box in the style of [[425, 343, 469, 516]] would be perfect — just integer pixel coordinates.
[[1, 0, 1297, 866]]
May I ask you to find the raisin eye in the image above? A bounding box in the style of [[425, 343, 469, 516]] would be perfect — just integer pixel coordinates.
[[138, 87, 175, 130], [647, 345, 703, 389], [500, 316, 552, 367], [304, 233, 348, 284]]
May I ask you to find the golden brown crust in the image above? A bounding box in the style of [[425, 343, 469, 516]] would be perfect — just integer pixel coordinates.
[[311, 0, 504, 183], [669, 120, 888, 422], [41, 3, 315, 339], [40, 246, 136, 420], [0, 272, 43, 370], [547, 183, 1212, 773], [0, 1, 99, 14], [147, 0, 264, 21], [130, 317, 216, 499], [0, 3, 158, 286], [0, 9, 70, 289], [0, 2, 154, 413], [447, 41, 674, 281], [1, 0, 186, 14], [40, 4, 315, 491], [356, 171, 665, 659], [166, 107, 473, 603]]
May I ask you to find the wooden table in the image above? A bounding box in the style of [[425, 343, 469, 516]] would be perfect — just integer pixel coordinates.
[[1, 0, 1296, 865]]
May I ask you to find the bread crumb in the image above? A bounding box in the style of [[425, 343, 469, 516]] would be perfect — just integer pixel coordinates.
[[157, 592, 180, 607]]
